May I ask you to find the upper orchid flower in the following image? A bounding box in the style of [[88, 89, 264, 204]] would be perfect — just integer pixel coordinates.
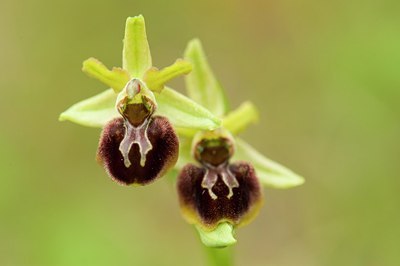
[[59, 16, 222, 185]]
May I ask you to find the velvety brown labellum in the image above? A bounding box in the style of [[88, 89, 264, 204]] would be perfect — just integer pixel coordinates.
[[177, 162, 262, 228], [97, 116, 178, 185]]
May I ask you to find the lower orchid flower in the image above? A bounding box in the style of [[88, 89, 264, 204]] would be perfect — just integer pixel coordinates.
[[170, 39, 305, 247], [177, 130, 263, 230]]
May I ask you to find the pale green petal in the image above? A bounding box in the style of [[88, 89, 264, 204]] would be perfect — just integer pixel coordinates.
[[184, 39, 229, 116], [222, 101, 259, 135], [234, 138, 305, 188], [155, 87, 222, 130], [195, 223, 237, 248], [59, 89, 119, 128], [82, 58, 130, 92], [144, 59, 192, 93], [123, 15, 152, 77]]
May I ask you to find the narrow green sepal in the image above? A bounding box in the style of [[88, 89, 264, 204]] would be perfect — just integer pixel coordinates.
[[195, 223, 237, 248], [234, 138, 305, 188], [222, 101, 259, 135], [144, 59, 192, 93], [123, 15, 152, 77], [155, 87, 222, 130], [82, 58, 130, 92], [184, 39, 229, 117], [59, 89, 118, 127]]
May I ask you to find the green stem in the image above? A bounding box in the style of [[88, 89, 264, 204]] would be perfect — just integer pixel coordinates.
[[204, 246, 234, 266]]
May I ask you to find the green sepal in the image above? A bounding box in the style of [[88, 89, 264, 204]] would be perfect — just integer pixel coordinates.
[[59, 89, 118, 127], [82, 58, 130, 93], [195, 223, 237, 248], [155, 87, 222, 131], [234, 138, 305, 188], [222, 101, 259, 135], [184, 39, 229, 117], [123, 15, 152, 77], [144, 59, 192, 93]]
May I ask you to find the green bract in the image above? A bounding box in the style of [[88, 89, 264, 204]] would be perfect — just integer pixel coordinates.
[[196, 222, 237, 248], [59, 15, 221, 131], [177, 39, 305, 247]]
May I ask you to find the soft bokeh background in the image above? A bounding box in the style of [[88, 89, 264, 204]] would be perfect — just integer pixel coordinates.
[[1, 0, 399, 265]]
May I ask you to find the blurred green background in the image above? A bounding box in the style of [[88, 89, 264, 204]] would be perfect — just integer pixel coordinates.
[[1, 0, 399, 265]]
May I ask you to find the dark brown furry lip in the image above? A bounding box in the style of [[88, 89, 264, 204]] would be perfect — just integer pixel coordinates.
[[97, 115, 179, 185], [177, 135, 262, 229], [177, 162, 262, 228]]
